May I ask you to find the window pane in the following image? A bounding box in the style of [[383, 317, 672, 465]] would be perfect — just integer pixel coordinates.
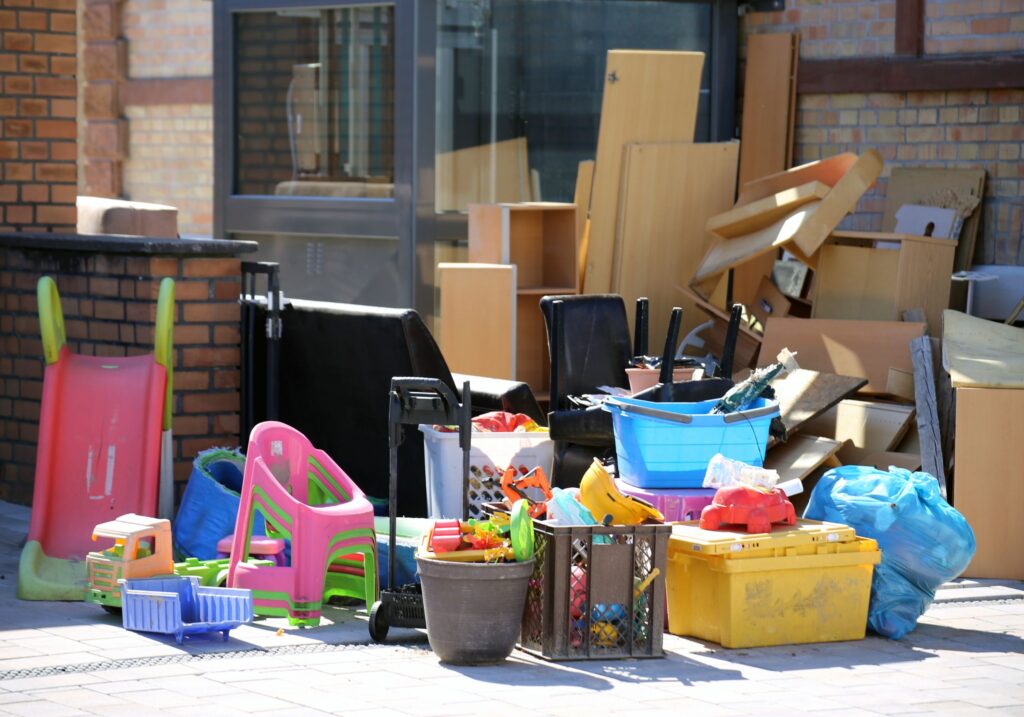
[[235, 6, 396, 198], [436, 0, 711, 212]]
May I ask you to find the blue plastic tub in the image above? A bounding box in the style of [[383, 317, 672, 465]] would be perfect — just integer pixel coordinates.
[[119, 576, 253, 644], [603, 396, 779, 489]]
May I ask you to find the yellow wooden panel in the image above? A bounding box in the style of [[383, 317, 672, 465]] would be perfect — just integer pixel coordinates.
[[943, 309, 1024, 388], [955, 387, 1024, 579], [583, 50, 704, 294], [894, 238, 956, 336], [436, 138, 531, 213], [737, 152, 857, 206], [707, 182, 830, 238], [764, 434, 842, 485], [738, 33, 799, 187], [613, 141, 739, 342], [812, 244, 901, 321], [437, 263, 516, 380]]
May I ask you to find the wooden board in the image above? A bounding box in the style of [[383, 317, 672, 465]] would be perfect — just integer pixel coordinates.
[[469, 203, 578, 291], [885, 368, 916, 402], [910, 336, 947, 496], [768, 368, 868, 439], [437, 263, 516, 380], [764, 434, 842, 486], [836, 448, 921, 472], [760, 317, 926, 393], [737, 152, 858, 206], [613, 142, 740, 342], [574, 160, 595, 290], [803, 399, 916, 455], [708, 182, 829, 239], [739, 33, 799, 188], [943, 309, 1024, 388], [955, 386, 1024, 579], [583, 50, 704, 294], [881, 167, 985, 273], [436, 137, 532, 213]]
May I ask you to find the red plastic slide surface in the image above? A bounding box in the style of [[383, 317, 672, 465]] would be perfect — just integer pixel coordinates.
[[28, 347, 167, 561]]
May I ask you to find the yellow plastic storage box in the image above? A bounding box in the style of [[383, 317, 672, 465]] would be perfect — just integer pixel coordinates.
[[666, 519, 881, 648]]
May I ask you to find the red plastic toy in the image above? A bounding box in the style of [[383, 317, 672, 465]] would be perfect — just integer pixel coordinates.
[[699, 485, 797, 533], [429, 520, 463, 553]]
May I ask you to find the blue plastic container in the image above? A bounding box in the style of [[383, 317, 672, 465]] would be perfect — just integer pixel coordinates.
[[119, 576, 253, 644], [603, 396, 779, 489]]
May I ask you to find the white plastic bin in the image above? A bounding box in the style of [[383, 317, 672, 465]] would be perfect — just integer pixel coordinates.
[[419, 426, 554, 519]]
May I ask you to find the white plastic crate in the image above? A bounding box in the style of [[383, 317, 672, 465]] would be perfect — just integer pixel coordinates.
[[419, 426, 553, 519]]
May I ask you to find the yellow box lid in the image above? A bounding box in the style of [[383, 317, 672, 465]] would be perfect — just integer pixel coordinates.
[[669, 519, 857, 556]]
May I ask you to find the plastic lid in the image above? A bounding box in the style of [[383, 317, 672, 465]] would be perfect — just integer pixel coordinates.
[[669, 518, 856, 555]]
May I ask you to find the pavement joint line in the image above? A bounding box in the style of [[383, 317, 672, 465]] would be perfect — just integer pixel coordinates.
[[0, 640, 432, 681]]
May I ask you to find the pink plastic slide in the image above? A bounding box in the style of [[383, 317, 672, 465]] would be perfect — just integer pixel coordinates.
[[17, 276, 175, 601]]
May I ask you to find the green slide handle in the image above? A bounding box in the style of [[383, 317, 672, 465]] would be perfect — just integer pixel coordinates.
[[154, 277, 175, 430], [37, 276, 66, 365]]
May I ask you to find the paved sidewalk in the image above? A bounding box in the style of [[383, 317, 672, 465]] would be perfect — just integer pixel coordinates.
[[2, 500, 1023, 716]]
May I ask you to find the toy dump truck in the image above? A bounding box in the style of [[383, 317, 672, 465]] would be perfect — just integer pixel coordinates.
[[120, 575, 253, 644], [86, 514, 268, 610]]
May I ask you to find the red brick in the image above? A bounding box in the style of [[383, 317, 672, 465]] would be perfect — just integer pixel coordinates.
[[19, 422, 38, 443], [0, 55, 14, 73], [50, 12, 76, 33], [4, 76, 32, 95], [182, 303, 239, 324], [94, 299, 124, 321], [213, 280, 241, 301], [182, 258, 240, 279], [87, 321, 119, 342], [34, 76, 75, 97], [175, 370, 210, 391], [0, 98, 15, 116], [36, 119, 76, 139], [213, 325, 241, 345], [36, 163, 76, 182], [35, 0, 77, 10], [0, 141, 17, 159], [51, 183, 76, 203], [33, 32, 75, 55], [50, 142, 75, 161], [182, 392, 239, 414], [50, 98, 75, 118], [77, 299, 94, 318], [180, 436, 236, 458], [14, 399, 40, 420], [88, 276, 119, 296], [150, 258, 178, 276], [36, 205, 76, 227], [19, 98, 47, 116], [3, 32, 33, 52], [19, 54, 47, 73], [95, 344, 127, 358], [971, 17, 1010, 34], [17, 11, 46, 30], [172, 324, 212, 344], [3, 119, 32, 138], [83, 41, 124, 82], [213, 370, 241, 389], [83, 2, 119, 41], [182, 347, 240, 368], [21, 141, 49, 160], [84, 121, 126, 159], [214, 414, 240, 436], [83, 159, 120, 196], [159, 280, 209, 301], [0, 183, 16, 200], [83, 83, 118, 120], [118, 324, 134, 343], [50, 55, 75, 75], [55, 275, 87, 294], [4, 205, 32, 225], [0, 11, 15, 29], [173, 414, 209, 436], [125, 301, 156, 323], [21, 184, 48, 202]]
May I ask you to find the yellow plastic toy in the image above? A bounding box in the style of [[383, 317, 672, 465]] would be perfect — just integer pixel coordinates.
[[579, 459, 664, 525], [86, 514, 174, 610]]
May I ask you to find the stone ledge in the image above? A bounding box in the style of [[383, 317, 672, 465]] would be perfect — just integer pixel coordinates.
[[0, 231, 258, 256]]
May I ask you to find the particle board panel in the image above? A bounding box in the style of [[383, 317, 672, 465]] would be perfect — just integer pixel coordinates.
[[736, 152, 858, 206], [942, 309, 1024, 388], [437, 263, 516, 380], [955, 386, 1024, 579], [436, 137, 532, 213], [836, 448, 921, 472], [881, 166, 985, 273], [707, 182, 830, 239], [749, 275, 792, 330], [802, 399, 916, 454], [910, 336, 947, 495], [516, 292, 550, 396], [574, 160, 595, 287], [760, 317, 926, 393], [764, 434, 842, 486], [613, 141, 740, 341], [768, 369, 868, 439], [469, 203, 578, 291], [583, 50, 705, 294], [738, 33, 800, 188], [885, 368, 916, 402], [812, 244, 901, 320]]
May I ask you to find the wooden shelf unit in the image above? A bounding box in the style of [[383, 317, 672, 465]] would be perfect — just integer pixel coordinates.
[[468, 202, 579, 396]]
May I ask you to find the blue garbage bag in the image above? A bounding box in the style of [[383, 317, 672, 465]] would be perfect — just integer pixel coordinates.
[[173, 448, 266, 560], [804, 465, 975, 639]]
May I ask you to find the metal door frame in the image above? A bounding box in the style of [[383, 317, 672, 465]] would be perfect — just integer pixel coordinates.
[[213, 0, 435, 313]]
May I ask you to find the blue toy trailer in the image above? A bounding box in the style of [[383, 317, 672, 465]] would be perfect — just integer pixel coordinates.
[[119, 576, 253, 644]]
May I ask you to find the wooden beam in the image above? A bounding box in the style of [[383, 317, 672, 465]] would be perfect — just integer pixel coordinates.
[[895, 0, 924, 57], [799, 54, 1024, 94]]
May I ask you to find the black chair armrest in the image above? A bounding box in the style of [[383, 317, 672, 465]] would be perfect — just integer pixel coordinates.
[[451, 372, 546, 425]]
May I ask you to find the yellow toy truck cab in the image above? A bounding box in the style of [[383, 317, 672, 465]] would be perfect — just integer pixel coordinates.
[[85, 514, 174, 609]]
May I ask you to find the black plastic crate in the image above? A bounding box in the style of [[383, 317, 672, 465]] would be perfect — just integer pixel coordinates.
[[519, 521, 670, 660]]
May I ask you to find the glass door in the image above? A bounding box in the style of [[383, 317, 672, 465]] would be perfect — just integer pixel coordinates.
[[214, 0, 435, 310]]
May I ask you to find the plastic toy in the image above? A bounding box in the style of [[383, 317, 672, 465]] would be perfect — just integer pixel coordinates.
[[699, 485, 797, 533], [429, 520, 463, 554], [86, 515, 174, 610], [19, 277, 175, 601], [119, 576, 252, 645], [217, 534, 286, 566], [579, 459, 664, 525], [500, 466, 552, 518], [227, 421, 378, 627], [509, 500, 535, 562]]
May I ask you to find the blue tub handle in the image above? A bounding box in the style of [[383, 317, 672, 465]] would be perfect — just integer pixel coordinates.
[[604, 397, 778, 424]]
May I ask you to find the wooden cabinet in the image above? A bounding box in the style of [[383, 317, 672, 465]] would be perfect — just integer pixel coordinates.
[[450, 202, 578, 397], [811, 230, 956, 334]]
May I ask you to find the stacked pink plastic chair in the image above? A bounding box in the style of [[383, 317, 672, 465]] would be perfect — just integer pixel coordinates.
[[227, 421, 378, 626]]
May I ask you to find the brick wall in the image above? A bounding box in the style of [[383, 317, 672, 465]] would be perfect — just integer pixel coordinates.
[[123, 0, 211, 79], [0, 0, 78, 233], [123, 104, 213, 236], [744, 0, 1024, 265], [0, 245, 247, 506]]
